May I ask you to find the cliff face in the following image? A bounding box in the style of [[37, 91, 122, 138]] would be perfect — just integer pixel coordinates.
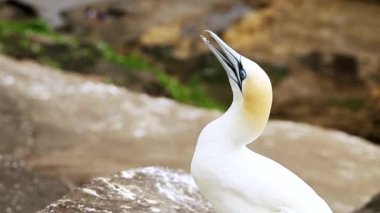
[[225, 0, 380, 143]]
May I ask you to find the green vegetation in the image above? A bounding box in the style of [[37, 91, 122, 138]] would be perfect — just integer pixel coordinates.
[[96, 43, 220, 108], [0, 19, 99, 70], [325, 96, 367, 112], [0, 19, 220, 108], [260, 63, 288, 86], [0, 19, 53, 35]]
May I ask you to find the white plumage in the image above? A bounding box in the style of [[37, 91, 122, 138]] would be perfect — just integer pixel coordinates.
[[191, 31, 333, 213]]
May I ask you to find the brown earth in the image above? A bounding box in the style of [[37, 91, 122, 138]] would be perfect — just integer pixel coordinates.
[[224, 0, 380, 143]]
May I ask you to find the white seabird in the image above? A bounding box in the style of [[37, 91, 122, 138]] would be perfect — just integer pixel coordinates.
[[191, 31, 333, 213]]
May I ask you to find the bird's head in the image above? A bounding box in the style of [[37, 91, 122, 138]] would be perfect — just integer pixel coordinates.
[[201, 31, 272, 141]]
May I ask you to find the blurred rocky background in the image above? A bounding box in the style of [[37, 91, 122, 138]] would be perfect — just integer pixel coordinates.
[[0, 0, 379, 212]]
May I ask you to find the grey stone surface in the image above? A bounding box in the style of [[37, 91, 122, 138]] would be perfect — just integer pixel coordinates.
[[38, 167, 213, 213], [0, 155, 69, 213]]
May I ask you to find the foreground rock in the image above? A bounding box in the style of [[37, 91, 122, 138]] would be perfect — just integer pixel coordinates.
[[0, 55, 379, 213], [0, 155, 69, 213], [39, 167, 213, 213]]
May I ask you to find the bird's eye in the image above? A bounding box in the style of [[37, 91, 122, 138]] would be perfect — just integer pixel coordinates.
[[239, 69, 246, 81]]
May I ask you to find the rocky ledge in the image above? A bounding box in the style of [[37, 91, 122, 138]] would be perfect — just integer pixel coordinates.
[[38, 167, 213, 213], [37, 166, 380, 213]]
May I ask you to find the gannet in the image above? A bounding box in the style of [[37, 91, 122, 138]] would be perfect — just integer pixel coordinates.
[[191, 31, 333, 213]]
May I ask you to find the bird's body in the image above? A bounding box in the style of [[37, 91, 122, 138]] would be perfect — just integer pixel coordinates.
[[191, 31, 332, 213], [192, 113, 332, 213]]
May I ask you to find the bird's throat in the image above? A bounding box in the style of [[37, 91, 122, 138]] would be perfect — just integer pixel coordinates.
[[213, 99, 270, 148]]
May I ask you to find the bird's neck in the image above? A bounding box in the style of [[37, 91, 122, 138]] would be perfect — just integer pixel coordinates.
[[197, 99, 270, 152]]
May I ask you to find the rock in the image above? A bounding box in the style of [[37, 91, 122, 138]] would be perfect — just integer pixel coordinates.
[[0, 82, 34, 156], [89, 61, 168, 97], [225, 0, 380, 62], [0, 55, 379, 213], [0, 0, 37, 20], [38, 167, 213, 213], [0, 155, 69, 213], [224, 0, 380, 143], [58, 0, 380, 143], [8, 0, 379, 143], [61, 0, 250, 59], [251, 121, 380, 213], [243, 0, 272, 8], [353, 192, 380, 213], [0, 54, 219, 184], [10, 0, 108, 26]]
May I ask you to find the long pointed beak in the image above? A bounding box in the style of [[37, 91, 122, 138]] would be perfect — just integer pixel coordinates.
[[200, 30, 243, 90]]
